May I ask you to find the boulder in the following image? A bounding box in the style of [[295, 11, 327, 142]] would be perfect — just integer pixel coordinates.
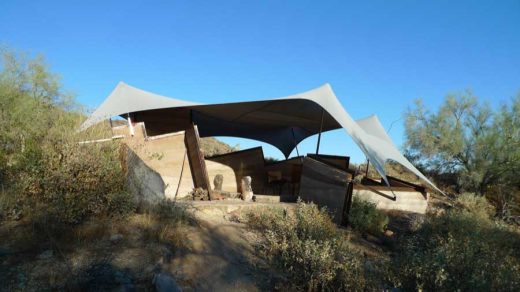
[[153, 272, 182, 292]]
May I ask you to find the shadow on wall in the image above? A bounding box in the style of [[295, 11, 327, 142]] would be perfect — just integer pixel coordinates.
[[121, 145, 166, 205]]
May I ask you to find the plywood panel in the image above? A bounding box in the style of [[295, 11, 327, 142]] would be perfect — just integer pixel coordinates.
[[307, 154, 350, 171], [299, 157, 350, 224], [264, 157, 303, 180]]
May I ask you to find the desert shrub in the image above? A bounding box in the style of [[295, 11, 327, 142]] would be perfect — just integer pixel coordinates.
[[106, 191, 136, 218], [33, 141, 133, 224], [132, 200, 193, 250], [456, 192, 495, 219], [149, 199, 194, 224], [247, 201, 381, 291], [349, 197, 389, 235], [392, 194, 520, 291], [246, 206, 287, 230], [0, 49, 132, 224]]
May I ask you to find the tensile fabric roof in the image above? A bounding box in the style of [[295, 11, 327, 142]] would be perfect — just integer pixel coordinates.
[[80, 82, 442, 193]]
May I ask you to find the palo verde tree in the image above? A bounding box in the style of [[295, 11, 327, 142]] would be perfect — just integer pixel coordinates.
[[404, 91, 520, 217]]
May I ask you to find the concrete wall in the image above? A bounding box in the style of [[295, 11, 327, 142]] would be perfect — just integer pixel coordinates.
[[118, 123, 195, 200], [206, 147, 266, 194], [205, 160, 238, 192], [117, 123, 269, 200], [353, 187, 428, 214]]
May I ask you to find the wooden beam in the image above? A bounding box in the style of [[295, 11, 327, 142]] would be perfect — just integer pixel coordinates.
[[185, 124, 211, 192]]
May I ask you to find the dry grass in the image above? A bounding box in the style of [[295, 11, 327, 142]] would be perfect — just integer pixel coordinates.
[[0, 200, 194, 291]]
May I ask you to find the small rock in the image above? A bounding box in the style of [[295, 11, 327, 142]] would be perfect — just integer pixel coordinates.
[[37, 250, 53, 260], [110, 234, 124, 243], [384, 230, 394, 237], [153, 272, 182, 292]]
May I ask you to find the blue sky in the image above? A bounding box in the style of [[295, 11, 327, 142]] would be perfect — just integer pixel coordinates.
[[1, 0, 519, 162]]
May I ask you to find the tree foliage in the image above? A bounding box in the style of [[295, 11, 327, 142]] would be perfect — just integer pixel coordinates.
[[404, 91, 520, 217]]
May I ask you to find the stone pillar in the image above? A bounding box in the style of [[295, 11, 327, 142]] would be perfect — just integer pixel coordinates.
[[241, 176, 253, 201], [213, 174, 223, 191]]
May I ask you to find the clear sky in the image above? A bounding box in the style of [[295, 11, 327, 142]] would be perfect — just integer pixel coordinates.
[[1, 0, 519, 162]]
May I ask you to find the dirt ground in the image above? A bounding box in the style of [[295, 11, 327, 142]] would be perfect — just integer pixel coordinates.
[[166, 208, 271, 291], [0, 202, 276, 291], [0, 200, 398, 291]]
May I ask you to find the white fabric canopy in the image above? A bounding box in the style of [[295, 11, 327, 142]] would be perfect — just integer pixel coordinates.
[[80, 82, 442, 194], [80, 82, 198, 131], [355, 115, 443, 194]]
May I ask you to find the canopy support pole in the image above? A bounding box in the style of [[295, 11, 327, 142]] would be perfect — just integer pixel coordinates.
[[109, 117, 114, 136], [291, 128, 300, 158], [365, 159, 370, 178], [316, 109, 324, 154]]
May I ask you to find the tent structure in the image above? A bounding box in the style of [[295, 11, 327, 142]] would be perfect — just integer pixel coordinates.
[[80, 82, 442, 194]]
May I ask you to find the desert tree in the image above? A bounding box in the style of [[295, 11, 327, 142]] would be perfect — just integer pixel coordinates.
[[404, 91, 520, 217]]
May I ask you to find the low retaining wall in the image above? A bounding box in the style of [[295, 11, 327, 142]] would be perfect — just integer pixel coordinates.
[[353, 186, 428, 214]]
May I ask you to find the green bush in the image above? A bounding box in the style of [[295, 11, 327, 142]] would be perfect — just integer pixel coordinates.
[[456, 192, 495, 218], [0, 49, 132, 224], [34, 140, 133, 224], [349, 196, 389, 235], [148, 199, 194, 224], [247, 201, 382, 291], [392, 194, 520, 291]]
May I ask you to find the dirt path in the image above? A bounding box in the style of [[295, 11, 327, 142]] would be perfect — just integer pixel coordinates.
[[164, 206, 271, 291]]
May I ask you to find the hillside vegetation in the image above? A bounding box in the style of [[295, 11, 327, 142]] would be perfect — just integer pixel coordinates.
[[200, 137, 237, 157], [0, 50, 133, 224]]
